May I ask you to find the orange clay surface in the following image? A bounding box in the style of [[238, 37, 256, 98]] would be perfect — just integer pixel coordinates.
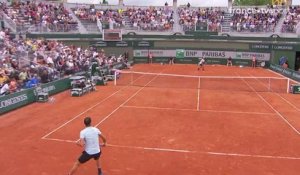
[[1, 64, 300, 175]]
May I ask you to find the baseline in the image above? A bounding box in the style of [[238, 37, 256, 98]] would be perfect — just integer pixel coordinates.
[[42, 137, 300, 161], [122, 105, 276, 115]]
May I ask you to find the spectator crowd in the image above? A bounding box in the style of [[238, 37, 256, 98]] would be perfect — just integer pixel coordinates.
[[178, 7, 225, 32], [1, 1, 78, 33], [0, 28, 127, 96], [230, 6, 283, 32], [72, 5, 174, 31], [282, 6, 300, 33]]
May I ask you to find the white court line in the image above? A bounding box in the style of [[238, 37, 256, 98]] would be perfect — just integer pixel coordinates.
[[237, 73, 300, 135], [41, 88, 125, 139], [122, 105, 276, 115], [42, 138, 300, 160], [197, 77, 200, 111], [41, 70, 153, 140], [73, 71, 164, 142], [275, 94, 300, 112], [247, 72, 300, 112]]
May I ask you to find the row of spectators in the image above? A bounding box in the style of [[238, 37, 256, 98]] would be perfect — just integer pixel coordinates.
[[1, 1, 78, 32], [73, 6, 124, 29], [2, 1, 300, 34], [282, 6, 300, 33], [178, 7, 225, 32], [0, 28, 127, 96], [126, 7, 174, 31], [73, 5, 174, 31], [230, 7, 283, 32]]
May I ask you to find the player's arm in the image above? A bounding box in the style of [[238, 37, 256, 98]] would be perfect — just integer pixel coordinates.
[[99, 133, 107, 147], [76, 138, 85, 147]]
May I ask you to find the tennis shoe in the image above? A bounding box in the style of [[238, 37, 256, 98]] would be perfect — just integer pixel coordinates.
[[98, 168, 103, 175]]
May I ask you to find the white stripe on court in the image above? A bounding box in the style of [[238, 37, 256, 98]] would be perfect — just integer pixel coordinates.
[[121, 105, 276, 115], [246, 72, 300, 111], [237, 73, 300, 135], [197, 76, 200, 111], [41, 70, 154, 140], [74, 70, 165, 142], [42, 138, 300, 160], [41, 88, 126, 139], [275, 93, 300, 112]]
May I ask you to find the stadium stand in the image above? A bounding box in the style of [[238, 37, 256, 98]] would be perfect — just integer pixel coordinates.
[[281, 6, 300, 33], [1, 1, 78, 33], [2, 0, 300, 97], [178, 7, 225, 32], [230, 6, 283, 32], [0, 27, 128, 96]]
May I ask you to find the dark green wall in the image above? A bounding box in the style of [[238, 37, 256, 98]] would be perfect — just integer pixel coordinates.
[[272, 50, 296, 69], [27, 33, 300, 69]]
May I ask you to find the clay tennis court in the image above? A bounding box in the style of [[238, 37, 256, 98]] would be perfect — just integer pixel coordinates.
[[1, 64, 300, 175]]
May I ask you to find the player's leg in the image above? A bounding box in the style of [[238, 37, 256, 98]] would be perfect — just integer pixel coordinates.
[[69, 161, 81, 175], [93, 152, 102, 175], [69, 151, 91, 175]]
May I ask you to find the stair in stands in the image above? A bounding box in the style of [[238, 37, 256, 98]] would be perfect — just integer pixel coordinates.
[[80, 20, 101, 33], [221, 12, 232, 33]]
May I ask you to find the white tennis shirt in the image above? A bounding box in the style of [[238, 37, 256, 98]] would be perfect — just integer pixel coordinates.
[[80, 127, 101, 155]]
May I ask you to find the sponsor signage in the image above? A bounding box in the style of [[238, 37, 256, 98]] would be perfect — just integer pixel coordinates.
[[115, 41, 129, 47], [134, 41, 153, 47], [0, 94, 28, 109], [134, 49, 270, 61], [272, 45, 294, 51], [270, 63, 300, 82], [0, 78, 71, 115], [93, 41, 107, 47], [250, 44, 270, 50], [176, 49, 185, 59]]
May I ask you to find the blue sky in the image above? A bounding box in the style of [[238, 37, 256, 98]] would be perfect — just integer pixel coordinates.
[[107, 0, 228, 7]]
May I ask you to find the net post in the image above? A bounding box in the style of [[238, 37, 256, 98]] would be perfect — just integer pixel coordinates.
[[268, 78, 271, 92], [287, 78, 290, 94], [131, 71, 133, 85], [114, 71, 117, 86]]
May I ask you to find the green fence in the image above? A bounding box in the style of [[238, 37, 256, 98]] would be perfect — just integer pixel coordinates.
[[0, 62, 127, 115], [0, 77, 71, 115]]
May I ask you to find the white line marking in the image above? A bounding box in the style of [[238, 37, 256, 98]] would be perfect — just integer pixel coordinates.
[[199, 109, 276, 115], [74, 71, 163, 142], [42, 137, 76, 143], [197, 77, 200, 111], [248, 72, 300, 112], [42, 71, 152, 139], [237, 73, 300, 135], [205, 151, 300, 160], [41, 88, 125, 139], [122, 105, 197, 111], [275, 94, 300, 112], [122, 70, 287, 79], [42, 138, 300, 160], [93, 74, 161, 127], [107, 144, 192, 153], [122, 105, 276, 115]]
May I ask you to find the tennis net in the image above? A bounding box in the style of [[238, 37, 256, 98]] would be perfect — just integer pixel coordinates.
[[114, 71, 290, 93]]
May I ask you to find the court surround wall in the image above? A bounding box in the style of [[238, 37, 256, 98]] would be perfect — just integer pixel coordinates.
[[26, 33, 300, 69]]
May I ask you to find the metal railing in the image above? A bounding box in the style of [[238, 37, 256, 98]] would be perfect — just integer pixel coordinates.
[[27, 23, 79, 33], [1, 11, 16, 31]]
